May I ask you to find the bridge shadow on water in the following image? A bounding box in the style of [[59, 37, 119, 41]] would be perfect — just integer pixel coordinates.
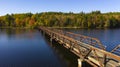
[[42, 32, 92, 67]]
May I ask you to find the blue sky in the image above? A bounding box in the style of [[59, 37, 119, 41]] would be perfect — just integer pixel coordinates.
[[0, 0, 120, 16]]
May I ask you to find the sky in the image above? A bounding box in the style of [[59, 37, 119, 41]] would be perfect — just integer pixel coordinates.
[[0, 0, 120, 16]]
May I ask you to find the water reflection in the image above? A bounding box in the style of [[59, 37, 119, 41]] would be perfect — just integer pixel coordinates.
[[0, 29, 64, 67], [42, 32, 92, 67], [43, 35, 79, 67]]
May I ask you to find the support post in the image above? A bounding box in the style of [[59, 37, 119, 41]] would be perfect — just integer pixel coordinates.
[[103, 54, 107, 67], [50, 34, 53, 43], [78, 58, 84, 67], [118, 62, 120, 66], [50, 37, 52, 42], [43, 31, 45, 36]]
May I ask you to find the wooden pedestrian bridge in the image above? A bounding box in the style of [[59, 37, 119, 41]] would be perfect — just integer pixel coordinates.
[[39, 27, 120, 67]]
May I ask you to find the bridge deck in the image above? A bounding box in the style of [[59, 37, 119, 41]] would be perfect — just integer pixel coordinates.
[[39, 27, 120, 67]]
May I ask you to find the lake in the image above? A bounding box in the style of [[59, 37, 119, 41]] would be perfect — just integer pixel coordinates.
[[0, 29, 78, 67], [0, 28, 120, 67]]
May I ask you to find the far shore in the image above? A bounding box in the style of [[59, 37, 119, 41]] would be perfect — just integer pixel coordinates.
[[0, 27, 31, 29], [0, 26, 119, 29]]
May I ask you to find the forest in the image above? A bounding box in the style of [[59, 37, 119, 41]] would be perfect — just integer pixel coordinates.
[[0, 11, 120, 28]]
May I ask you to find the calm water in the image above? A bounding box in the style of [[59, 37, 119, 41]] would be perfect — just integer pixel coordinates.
[[0, 29, 78, 67], [63, 28, 120, 52], [0, 28, 120, 67]]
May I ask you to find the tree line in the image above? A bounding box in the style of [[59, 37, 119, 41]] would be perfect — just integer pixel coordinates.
[[0, 11, 120, 28]]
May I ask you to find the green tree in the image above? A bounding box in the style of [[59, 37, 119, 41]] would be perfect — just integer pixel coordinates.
[[5, 14, 15, 27]]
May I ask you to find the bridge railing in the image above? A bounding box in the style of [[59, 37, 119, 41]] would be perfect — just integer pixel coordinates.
[[48, 27, 105, 50]]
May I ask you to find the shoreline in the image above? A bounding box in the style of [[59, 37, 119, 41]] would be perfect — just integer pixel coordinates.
[[0, 27, 120, 29]]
